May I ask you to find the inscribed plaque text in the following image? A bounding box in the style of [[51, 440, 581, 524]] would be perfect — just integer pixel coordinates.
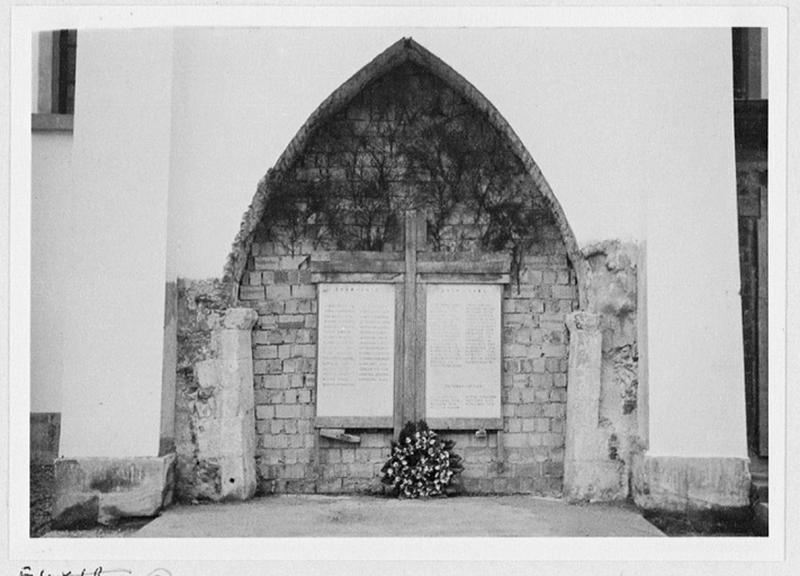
[[317, 283, 395, 418], [425, 284, 502, 420]]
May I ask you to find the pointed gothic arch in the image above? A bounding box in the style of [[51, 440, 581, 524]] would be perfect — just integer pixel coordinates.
[[224, 37, 588, 309]]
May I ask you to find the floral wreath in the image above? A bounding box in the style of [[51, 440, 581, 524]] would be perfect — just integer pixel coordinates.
[[380, 420, 464, 498]]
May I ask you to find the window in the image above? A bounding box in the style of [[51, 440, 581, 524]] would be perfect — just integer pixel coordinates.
[[32, 29, 76, 131], [51, 30, 77, 114]]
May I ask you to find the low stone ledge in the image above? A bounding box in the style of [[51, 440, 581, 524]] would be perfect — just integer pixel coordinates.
[[51, 454, 175, 528], [632, 453, 751, 512]]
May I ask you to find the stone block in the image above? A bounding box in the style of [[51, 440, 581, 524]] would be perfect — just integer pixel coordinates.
[[275, 404, 302, 419], [261, 359, 283, 374], [503, 312, 532, 326], [262, 375, 284, 389], [98, 490, 165, 525], [521, 269, 543, 284], [266, 285, 292, 300], [631, 454, 751, 512], [552, 285, 577, 299], [222, 307, 258, 330], [292, 344, 316, 358], [279, 255, 308, 269], [239, 285, 265, 301], [504, 344, 529, 358], [291, 285, 316, 298], [254, 256, 280, 270], [534, 418, 550, 432], [52, 454, 175, 528], [255, 405, 275, 420], [254, 345, 279, 359], [532, 358, 546, 373], [257, 315, 278, 329], [278, 314, 306, 329]]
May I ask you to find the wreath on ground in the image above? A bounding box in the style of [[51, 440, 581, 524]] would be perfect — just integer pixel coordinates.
[[380, 420, 464, 499]]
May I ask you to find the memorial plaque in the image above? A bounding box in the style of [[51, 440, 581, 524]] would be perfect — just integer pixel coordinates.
[[316, 283, 395, 418], [425, 284, 502, 420]]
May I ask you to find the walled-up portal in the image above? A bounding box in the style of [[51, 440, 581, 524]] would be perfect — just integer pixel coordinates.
[[225, 38, 583, 495]]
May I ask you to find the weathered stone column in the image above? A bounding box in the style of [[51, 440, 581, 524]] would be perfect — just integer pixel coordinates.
[[564, 311, 620, 501], [193, 307, 259, 500]]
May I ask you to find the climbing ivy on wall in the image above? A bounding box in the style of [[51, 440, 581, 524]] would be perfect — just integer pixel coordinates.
[[254, 62, 555, 271]]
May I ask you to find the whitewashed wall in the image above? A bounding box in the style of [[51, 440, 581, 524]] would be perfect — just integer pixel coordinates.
[[45, 29, 174, 457], [31, 132, 72, 413], [164, 27, 736, 278]]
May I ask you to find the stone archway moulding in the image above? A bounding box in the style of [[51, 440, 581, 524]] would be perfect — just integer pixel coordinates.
[[224, 37, 589, 310]]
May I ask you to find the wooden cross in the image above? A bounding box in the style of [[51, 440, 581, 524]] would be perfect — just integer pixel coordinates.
[[307, 210, 510, 438]]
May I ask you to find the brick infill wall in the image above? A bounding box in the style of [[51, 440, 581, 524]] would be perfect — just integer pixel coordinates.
[[242, 239, 576, 495]]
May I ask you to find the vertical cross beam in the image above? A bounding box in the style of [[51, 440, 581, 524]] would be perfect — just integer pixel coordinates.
[[399, 210, 420, 436]]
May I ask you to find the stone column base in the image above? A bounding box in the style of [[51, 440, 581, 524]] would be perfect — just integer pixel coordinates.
[[52, 454, 175, 528], [564, 459, 625, 502], [631, 453, 751, 512]]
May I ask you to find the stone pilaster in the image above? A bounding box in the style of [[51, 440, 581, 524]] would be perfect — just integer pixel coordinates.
[[192, 307, 259, 500], [564, 311, 622, 501]]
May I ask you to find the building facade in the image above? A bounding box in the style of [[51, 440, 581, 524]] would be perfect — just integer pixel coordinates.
[[28, 27, 758, 526]]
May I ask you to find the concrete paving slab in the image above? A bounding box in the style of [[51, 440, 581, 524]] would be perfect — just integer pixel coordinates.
[[133, 495, 664, 537]]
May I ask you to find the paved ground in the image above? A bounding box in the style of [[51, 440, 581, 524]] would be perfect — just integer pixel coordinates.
[[133, 495, 664, 537]]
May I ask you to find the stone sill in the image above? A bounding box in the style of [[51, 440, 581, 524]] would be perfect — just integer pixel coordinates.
[[52, 453, 176, 527], [32, 113, 73, 132]]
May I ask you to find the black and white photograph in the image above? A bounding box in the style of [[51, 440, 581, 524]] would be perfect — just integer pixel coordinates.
[[3, 4, 797, 576]]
